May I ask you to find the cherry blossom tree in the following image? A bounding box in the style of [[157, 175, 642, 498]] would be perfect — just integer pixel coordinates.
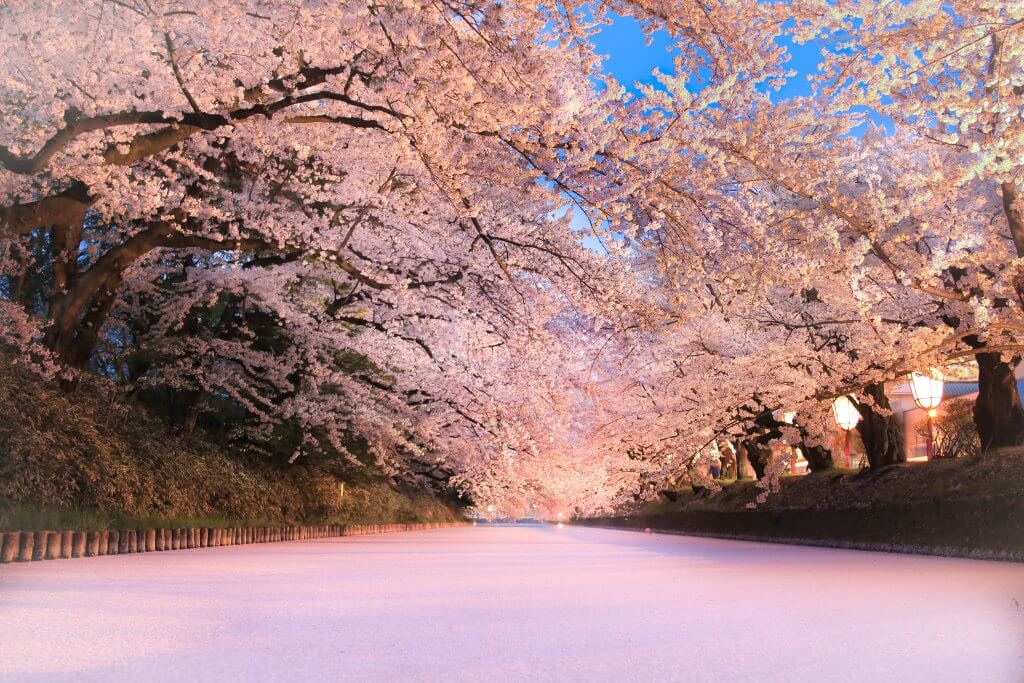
[[786, 0, 1024, 451], [603, 1, 1024, 492], [0, 0, 652, 499], [6, 0, 1020, 514]]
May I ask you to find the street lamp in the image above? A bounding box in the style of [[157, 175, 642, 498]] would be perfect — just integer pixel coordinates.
[[909, 370, 944, 460], [832, 395, 861, 467]]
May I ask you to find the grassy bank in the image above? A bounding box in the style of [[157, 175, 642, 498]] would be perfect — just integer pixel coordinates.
[[580, 450, 1024, 560], [0, 358, 461, 529]]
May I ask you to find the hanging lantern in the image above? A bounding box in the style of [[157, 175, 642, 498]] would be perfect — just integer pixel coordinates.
[[909, 370, 944, 410], [832, 395, 861, 468], [831, 395, 861, 431], [910, 370, 944, 460]]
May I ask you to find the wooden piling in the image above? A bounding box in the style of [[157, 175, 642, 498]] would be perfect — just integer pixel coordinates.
[[32, 531, 49, 560], [71, 531, 87, 558], [17, 532, 34, 562], [98, 530, 109, 555], [1, 532, 19, 563]]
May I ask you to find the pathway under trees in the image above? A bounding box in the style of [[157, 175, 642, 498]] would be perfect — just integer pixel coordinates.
[[1, 526, 1021, 681]]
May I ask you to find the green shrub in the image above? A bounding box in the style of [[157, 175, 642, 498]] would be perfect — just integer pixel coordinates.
[[916, 397, 981, 459], [0, 357, 458, 527]]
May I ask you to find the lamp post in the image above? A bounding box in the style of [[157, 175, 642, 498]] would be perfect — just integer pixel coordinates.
[[832, 395, 861, 468], [909, 370, 944, 460]]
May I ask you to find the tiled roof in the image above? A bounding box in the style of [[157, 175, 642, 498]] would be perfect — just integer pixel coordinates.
[[939, 380, 1024, 400], [942, 381, 979, 399]]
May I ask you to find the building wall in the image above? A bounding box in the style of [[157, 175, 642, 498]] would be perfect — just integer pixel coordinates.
[[889, 393, 932, 462]]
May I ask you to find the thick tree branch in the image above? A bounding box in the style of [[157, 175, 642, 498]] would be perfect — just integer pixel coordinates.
[[0, 110, 223, 175], [0, 83, 400, 176], [0, 182, 95, 237], [1001, 182, 1024, 257]]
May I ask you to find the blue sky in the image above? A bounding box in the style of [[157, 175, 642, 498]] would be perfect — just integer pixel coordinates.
[[590, 14, 824, 100], [571, 15, 832, 249]]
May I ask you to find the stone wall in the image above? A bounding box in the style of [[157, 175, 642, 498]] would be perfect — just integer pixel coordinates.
[[576, 495, 1024, 562]]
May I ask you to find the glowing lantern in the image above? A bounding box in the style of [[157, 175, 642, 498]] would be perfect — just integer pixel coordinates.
[[910, 370, 944, 460], [832, 395, 861, 467], [909, 371, 944, 410], [832, 395, 861, 431]]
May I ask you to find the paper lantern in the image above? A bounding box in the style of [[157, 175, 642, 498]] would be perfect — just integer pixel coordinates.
[[909, 370, 944, 410], [832, 395, 861, 431]]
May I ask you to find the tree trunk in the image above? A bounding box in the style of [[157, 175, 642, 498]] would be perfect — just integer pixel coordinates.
[[43, 222, 176, 373], [48, 222, 82, 304], [966, 184, 1024, 450], [801, 445, 833, 472], [855, 383, 905, 468], [733, 441, 749, 480], [177, 388, 206, 434], [741, 439, 772, 479], [973, 349, 1024, 452], [62, 278, 123, 369], [40, 222, 275, 385]]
